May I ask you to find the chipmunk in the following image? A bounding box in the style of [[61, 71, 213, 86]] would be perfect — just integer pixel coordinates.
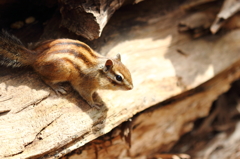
[[0, 31, 133, 108]]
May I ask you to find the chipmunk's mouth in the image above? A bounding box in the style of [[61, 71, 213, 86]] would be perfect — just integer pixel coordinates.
[[127, 84, 133, 90]]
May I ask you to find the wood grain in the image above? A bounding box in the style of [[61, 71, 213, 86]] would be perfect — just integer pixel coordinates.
[[1, 0, 240, 158]]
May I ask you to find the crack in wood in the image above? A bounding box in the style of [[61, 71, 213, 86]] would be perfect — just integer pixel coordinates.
[[15, 94, 50, 113], [4, 150, 24, 158], [9, 114, 63, 158], [46, 131, 90, 159], [35, 114, 63, 141], [0, 95, 13, 102], [0, 110, 10, 116]]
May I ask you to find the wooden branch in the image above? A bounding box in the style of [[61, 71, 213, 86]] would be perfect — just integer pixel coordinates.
[[58, 0, 126, 40], [1, 0, 240, 158], [211, 0, 240, 34], [61, 58, 240, 159], [181, 0, 217, 10]]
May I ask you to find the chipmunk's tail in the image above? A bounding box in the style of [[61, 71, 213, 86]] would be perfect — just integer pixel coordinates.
[[0, 30, 36, 67]]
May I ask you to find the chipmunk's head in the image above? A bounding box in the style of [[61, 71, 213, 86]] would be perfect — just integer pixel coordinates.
[[101, 54, 133, 90]]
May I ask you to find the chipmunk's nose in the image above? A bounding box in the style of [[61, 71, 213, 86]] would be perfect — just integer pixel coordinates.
[[127, 84, 133, 90]]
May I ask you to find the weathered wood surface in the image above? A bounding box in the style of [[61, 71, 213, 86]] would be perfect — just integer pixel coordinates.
[[58, 0, 142, 40], [211, 0, 240, 33], [62, 59, 240, 159], [1, 0, 240, 158], [58, 0, 124, 40]]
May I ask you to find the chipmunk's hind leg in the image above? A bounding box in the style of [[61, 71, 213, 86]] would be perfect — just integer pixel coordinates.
[[34, 59, 74, 95]]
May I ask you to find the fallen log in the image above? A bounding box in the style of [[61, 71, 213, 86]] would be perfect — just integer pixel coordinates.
[[0, 0, 240, 158]]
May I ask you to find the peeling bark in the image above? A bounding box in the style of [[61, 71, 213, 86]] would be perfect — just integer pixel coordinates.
[[59, 0, 126, 40]]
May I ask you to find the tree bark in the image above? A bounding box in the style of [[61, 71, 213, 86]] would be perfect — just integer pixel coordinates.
[[59, 0, 126, 40], [1, 0, 240, 158]]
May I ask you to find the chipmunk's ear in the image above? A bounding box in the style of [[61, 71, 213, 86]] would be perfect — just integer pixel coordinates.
[[115, 54, 121, 61], [103, 59, 113, 72]]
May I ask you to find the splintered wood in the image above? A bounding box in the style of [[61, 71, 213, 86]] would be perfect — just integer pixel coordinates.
[[58, 0, 147, 40], [1, 0, 240, 158], [171, 81, 240, 159], [211, 0, 240, 34]]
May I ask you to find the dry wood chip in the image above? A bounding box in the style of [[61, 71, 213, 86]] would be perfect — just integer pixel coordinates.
[[211, 0, 240, 33]]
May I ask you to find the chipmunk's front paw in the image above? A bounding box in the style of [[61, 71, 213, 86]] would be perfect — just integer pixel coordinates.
[[44, 80, 67, 95], [54, 86, 67, 95], [88, 101, 104, 109], [78, 91, 104, 109], [49, 84, 67, 95]]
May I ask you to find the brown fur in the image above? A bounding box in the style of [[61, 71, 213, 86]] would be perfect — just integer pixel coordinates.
[[0, 32, 133, 108]]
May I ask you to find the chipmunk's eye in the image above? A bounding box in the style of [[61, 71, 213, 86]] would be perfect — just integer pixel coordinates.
[[116, 75, 123, 81]]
